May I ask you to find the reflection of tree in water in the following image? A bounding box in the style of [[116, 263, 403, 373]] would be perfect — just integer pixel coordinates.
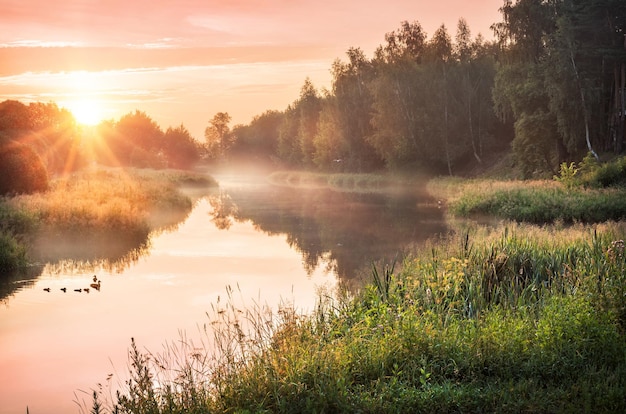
[[219, 184, 447, 282], [208, 191, 238, 230], [0, 266, 42, 305]]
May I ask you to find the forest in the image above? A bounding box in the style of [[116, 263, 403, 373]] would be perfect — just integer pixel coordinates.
[[230, 0, 626, 176], [1, 0, 625, 196]]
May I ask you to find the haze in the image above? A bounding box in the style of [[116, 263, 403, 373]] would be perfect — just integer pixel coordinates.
[[0, 0, 503, 139]]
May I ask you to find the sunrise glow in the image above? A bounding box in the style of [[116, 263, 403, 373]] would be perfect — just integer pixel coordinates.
[[65, 98, 106, 126]]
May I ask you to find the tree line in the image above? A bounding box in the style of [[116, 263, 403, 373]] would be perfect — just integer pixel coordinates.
[[0, 101, 203, 195], [227, 0, 626, 177]]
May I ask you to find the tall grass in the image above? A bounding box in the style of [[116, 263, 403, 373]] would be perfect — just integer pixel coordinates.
[[1, 167, 217, 270], [93, 223, 626, 413], [429, 177, 626, 224], [8, 168, 216, 235]]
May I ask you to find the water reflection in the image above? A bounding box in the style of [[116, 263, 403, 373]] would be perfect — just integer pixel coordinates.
[[0, 176, 450, 413], [0, 201, 197, 301], [1, 178, 447, 301], [215, 178, 448, 282]]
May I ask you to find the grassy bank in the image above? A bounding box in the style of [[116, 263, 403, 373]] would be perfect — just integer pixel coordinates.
[[91, 221, 626, 413], [428, 156, 626, 224], [0, 167, 217, 270]]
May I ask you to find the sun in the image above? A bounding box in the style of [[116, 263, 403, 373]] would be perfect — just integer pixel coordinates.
[[66, 99, 106, 126]]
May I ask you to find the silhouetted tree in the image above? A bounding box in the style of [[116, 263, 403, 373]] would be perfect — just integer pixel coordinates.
[[111, 110, 165, 167], [204, 112, 232, 160], [163, 124, 201, 169], [0, 142, 48, 195]]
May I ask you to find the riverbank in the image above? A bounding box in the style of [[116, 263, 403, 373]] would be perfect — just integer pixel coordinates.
[[97, 220, 626, 413], [94, 164, 626, 413], [0, 167, 217, 272]]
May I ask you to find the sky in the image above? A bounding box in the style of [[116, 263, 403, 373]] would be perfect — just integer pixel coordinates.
[[0, 0, 504, 139]]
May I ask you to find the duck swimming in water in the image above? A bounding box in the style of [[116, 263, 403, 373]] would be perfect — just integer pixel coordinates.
[[43, 288, 50, 292], [90, 280, 101, 291], [74, 288, 82, 292], [60, 287, 67, 292]]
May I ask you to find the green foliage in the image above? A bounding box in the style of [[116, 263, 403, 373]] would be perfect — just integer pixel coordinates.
[[492, 0, 626, 176], [103, 224, 626, 413], [581, 156, 626, 189], [451, 182, 626, 224], [0, 143, 49, 195], [163, 125, 201, 169], [553, 161, 578, 188], [0, 231, 27, 271], [0, 201, 38, 271]]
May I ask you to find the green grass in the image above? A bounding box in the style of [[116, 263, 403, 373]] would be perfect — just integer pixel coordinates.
[[90, 223, 626, 413], [428, 177, 626, 224]]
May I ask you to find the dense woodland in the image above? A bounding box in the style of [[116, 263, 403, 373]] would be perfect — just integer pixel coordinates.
[[0, 0, 625, 195], [231, 0, 626, 176]]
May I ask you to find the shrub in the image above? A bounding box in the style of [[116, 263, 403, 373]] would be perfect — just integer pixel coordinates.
[[0, 142, 48, 195], [0, 231, 27, 271]]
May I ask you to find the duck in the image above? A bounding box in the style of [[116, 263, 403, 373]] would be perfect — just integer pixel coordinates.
[[84, 288, 90, 293], [92, 275, 98, 283], [43, 288, 50, 292], [60, 287, 67, 292], [90, 280, 101, 291], [74, 288, 82, 292]]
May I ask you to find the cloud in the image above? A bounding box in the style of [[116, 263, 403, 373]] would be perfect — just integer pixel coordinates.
[[0, 0, 502, 50]]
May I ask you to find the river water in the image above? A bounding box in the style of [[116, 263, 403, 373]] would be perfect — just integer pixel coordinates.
[[0, 175, 446, 413]]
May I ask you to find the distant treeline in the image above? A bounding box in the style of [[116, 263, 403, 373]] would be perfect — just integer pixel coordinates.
[[227, 0, 626, 177], [0, 101, 203, 195]]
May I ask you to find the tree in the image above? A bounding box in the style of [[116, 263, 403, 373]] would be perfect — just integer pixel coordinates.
[[277, 105, 301, 165], [492, 0, 626, 176], [229, 110, 283, 163], [113, 110, 165, 167], [332, 47, 381, 171], [163, 124, 201, 169], [313, 97, 347, 170], [204, 112, 232, 160], [0, 100, 83, 174], [296, 78, 321, 166], [428, 24, 456, 175], [0, 142, 48, 195]]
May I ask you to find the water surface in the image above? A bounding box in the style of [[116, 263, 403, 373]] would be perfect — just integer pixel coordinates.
[[0, 176, 446, 413]]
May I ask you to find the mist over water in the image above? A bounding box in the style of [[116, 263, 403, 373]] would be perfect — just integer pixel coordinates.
[[0, 175, 447, 413]]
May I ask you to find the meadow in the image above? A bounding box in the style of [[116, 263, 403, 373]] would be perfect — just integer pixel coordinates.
[[84, 158, 626, 413]]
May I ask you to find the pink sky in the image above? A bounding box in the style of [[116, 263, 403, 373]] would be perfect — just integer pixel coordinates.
[[0, 0, 504, 139]]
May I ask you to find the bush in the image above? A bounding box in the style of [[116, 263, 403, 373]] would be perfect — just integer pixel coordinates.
[[0, 231, 27, 271], [0, 142, 48, 195]]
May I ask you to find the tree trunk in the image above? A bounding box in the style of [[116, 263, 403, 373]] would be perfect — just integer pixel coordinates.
[[570, 51, 599, 160], [609, 62, 625, 154]]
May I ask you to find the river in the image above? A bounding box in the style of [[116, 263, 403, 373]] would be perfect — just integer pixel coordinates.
[[0, 175, 446, 413]]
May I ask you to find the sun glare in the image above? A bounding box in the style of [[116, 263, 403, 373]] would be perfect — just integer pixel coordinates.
[[66, 99, 106, 126]]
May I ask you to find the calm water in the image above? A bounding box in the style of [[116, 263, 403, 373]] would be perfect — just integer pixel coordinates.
[[0, 176, 446, 413]]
